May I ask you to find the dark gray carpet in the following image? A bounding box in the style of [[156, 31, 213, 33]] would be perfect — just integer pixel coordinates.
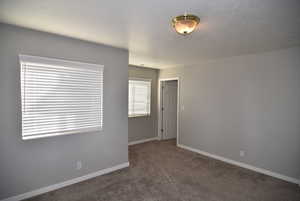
[[26, 139, 300, 201]]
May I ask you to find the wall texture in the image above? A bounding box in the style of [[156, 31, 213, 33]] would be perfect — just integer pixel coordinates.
[[159, 47, 300, 180], [128, 65, 159, 142], [0, 23, 129, 199]]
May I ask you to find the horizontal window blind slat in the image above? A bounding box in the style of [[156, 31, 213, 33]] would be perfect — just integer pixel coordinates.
[[24, 89, 101, 94], [24, 71, 101, 79], [23, 113, 101, 121], [23, 90, 101, 94], [23, 94, 101, 98], [23, 110, 101, 115], [24, 103, 101, 107], [22, 72, 103, 80], [23, 119, 101, 129], [25, 63, 100, 74], [25, 68, 101, 77], [23, 113, 101, 120], [21, 55, 103, 140], [23, 100, 101, 104], [24, 109, 101, 114], [22, 79, 102, 86], [23, 100, 100, 104], [24, 96, 102, 99], [23, 117, 101, 124], [23, 73, 101, 81], [24, 92, 101, 96], [22, 82, 102, 88], [22, 109, 102, 115], [23, 107, 101, 112]]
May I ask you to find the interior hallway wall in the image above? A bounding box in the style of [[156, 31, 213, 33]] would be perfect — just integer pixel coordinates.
[[128, 65, 159, 143]]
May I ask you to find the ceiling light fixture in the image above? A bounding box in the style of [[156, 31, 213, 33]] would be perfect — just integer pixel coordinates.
[[172, 13, 200, 35]]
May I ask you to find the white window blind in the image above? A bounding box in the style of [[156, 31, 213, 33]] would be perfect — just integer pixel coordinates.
[[20, 55, 103, 140], [128, 79, 151, 117]]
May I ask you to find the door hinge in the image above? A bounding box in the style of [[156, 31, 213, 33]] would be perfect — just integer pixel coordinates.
[[161, 107, 164, 111]]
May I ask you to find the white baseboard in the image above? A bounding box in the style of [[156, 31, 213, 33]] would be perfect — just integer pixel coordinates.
[[128, 137, 158, 146], [177, 144, 300, 185], [1, 162, 130, 201]]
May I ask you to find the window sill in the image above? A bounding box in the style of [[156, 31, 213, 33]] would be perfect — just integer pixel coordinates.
[[22, 127, 102, 140], [129, 114, 151, 118]]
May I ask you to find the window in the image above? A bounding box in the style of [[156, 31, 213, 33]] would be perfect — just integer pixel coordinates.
[[20, 55, 103, 140], [128, 79, 151, 117]]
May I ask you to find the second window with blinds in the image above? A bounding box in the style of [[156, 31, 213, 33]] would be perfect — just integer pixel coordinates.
[[128, 79, 151, 117]]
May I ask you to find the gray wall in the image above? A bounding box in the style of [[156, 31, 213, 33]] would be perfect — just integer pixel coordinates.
[[160, 47, 300, 180], [0, 23, 129, 199], [128, 65, 158, 142]]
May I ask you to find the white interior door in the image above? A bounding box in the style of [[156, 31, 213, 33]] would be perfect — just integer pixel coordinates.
[[162, 80, 177, 140]]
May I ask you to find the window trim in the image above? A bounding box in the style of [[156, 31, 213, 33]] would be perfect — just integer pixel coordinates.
[[19, 54, 104, 140], [128, 77, 151, 118], [19, 55, 103, 71]]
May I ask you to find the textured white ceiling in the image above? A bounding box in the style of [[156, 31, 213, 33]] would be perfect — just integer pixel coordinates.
[[0, 0, 300, 69]]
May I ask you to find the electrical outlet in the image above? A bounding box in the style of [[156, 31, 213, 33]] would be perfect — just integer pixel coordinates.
[[76, 160, 82, 170], [239, 150, 245, 157]]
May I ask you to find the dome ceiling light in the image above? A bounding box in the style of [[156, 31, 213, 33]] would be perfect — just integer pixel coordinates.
[[172, 13, 200, 35]]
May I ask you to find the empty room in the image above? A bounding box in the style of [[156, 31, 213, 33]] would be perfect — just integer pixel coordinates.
[[0, 0, 299, 201]]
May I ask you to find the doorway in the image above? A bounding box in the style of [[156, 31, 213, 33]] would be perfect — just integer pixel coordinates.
[[158, 78, 179, 144]]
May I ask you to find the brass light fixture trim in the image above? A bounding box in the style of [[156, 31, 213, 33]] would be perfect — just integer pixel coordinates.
[[172, 13, 200, 35]]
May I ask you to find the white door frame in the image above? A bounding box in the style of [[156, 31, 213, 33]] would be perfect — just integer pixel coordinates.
[[158, 77, 180, 146]]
